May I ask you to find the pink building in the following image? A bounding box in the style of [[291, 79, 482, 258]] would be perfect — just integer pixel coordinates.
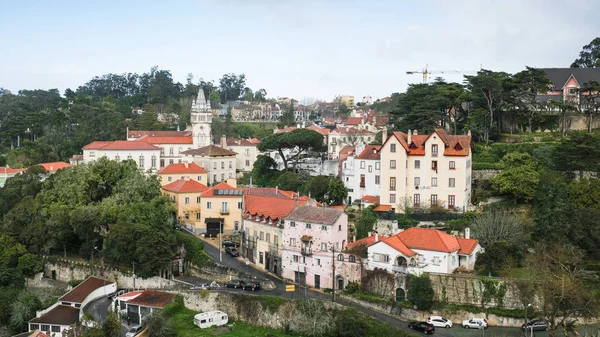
[[282, 206, 361, 290]]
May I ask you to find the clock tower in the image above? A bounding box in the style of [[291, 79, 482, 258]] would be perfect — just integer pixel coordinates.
[[190, 89, 212, 148]]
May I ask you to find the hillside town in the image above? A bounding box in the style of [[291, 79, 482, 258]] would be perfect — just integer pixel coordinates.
[[3, 3, 600, 336]]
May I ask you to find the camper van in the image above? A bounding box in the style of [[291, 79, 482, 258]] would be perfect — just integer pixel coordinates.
[[193, 310, 229, 329]]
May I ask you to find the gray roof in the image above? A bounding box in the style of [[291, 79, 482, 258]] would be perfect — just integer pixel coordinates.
[[539, 68, 600, 89], [285, 206, 343, 225]]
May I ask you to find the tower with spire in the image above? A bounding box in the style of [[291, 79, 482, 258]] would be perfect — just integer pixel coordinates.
[[190, 89, 213, 148]]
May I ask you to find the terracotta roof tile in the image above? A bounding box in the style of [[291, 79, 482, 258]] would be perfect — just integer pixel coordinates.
[[0, 167, 25, 175], [29, 305, 79, 325], [360, 195, 380, 204], [201, 182, 241, 197], [59, 276, 112, 303], [347, 234, 384, 249], [36, 162, 72, 173], [387, 131, 471, 157], [355, 145, 381, 160], [181, 145, 236, 157], [306, 124, 330, 135], [373, 204, 392, 212], [329, 205, 345, 209], [244, 195, 297, 221], [125, 289, 176, 308], [381, 235, 416, 256], [344, 117, 363, 125], [162, 179, 209, 193], [137, 135, 193, 144], [457, 238, 479, 254], [285, 206, 343, 225], [396, 227, 461, 253], [83, 140, 161, 151], [226, 138, 259, 147], [332, 127, 373, 135], [158, 163, 207, 174]]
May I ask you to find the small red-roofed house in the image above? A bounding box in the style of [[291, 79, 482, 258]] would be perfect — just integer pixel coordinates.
[[158, 162, 208, 186], [112, 289, 176, 325], [366, 227, 481, 276], [161, 178, 209, 226]]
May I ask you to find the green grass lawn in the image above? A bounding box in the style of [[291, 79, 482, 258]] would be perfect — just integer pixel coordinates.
[[170, 305, 298, 337]]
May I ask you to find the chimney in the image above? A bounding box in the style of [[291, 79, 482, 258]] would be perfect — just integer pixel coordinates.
[[467, 130, 472, 136], [368, 231, 372, 237], [220, 135, 227, 148], [302, 121, 306, 128], [407, 129, 412, 144], [465, 227, 471, 239], [375, 232, 379, 242], [275, 186, 279, 194], [184, 162, 189, 168], [413, 129, 418, 135]]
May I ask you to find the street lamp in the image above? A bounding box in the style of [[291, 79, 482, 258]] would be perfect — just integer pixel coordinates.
[[525, 303, 532, 337], [219, 220, 223, 263]]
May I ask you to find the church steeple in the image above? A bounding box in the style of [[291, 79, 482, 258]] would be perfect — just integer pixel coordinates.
[[190, 89, 213, 148]]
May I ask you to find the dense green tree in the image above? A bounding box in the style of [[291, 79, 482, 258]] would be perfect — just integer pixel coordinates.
[[492, 152, 540, 202], [476, 241, 522, 275], [407, 274, 434, 311], [0, 234, 26, 268], [579, 80, 600, 132], [144, 311, 176, 337], [9, 291, 41, 332], [299, 175, 331, 202], [512, 67, 551, 132], [571, 37, 600, 68], [354, 206, 378, 240], [258, 129, 324, 170], [0, 167, 44, 216], [553, 132, 600, 178], [16, 254, 42, 277], [334, 308, 368, 337], [219, 73, 247, 103], [279, 101, 296, 127], [275, 171, 299, 191], [102, 311, 121, 337], [532, 171, 571, 243], [324, 177, 348, 206]]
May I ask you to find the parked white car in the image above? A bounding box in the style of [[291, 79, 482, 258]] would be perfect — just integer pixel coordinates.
[[462, 317, 488, 329], [427, 316, 453, 328]]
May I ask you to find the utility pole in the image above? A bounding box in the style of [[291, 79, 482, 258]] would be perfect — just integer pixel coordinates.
[[132, 261, 136, 290], [331, 245, 335, 302], [219, 221, 223, 263]]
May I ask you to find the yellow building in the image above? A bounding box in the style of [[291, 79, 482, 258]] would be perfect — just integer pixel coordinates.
[[339, 95, 355, 109], [158, 162, 208, 186], [161, 178, 209, 228], [197, 181, 244, 236]]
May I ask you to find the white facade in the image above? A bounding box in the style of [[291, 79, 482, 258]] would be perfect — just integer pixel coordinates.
[[191, 89, 213, 148], [327, 129, 374, 160], [225, 138, 260, 175], [181, 153, 237, 185], [342, 143, 381, 203], [379, 129, 472, 213], [83, 145, 161, 173]]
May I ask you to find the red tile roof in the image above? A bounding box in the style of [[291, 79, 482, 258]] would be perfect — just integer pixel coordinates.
[[347, 234, 384, 249], [457, 237, 480, 254], [344, 117, 363, 125], [244, 195, 297, 221], [360, 195, 380, 204], [306, 124, 330, 135], [29, 305, 79, 325], [181, 145, 236, 157], [397, 227, 460, 253], [162, 179, 209, 193], [387, 130, 471, 157], [227, 138, 259, 147], [382, 235, 416, 256], [0, 167, 25, 175], [373, 204, 392, 212], [275, 126, 297, 133], [128, 130, 192, 138], [329, 205, 345, 209], [201, 182, 240, 197], [355, 145, 381, 160], [249, 138, 261, 144], [36, 162, 72, 173], [332, 127, 374, 135], [30, 330, 48, 337], [158, 163, 207, 174], [125, 289, 176, 308], [83, 140, 161, 151], [59, 276, 112, 303], [137, 135, 193, 144], [286, 206, 343, 225]]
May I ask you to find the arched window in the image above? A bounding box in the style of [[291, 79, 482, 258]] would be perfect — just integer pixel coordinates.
[[396, 256, 408, 267], [337, 254, 344, 261], [349, 255, 356, 263]]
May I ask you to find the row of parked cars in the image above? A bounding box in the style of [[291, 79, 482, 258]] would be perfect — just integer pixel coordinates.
[[190, 280, 261, 291], [410, 316, 548, 334]]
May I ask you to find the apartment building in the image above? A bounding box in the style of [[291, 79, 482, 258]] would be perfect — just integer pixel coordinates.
[[379, 129, 472, 212], [342, 143, 381, 204]]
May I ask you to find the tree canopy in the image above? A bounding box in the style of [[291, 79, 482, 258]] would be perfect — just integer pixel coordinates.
[[257, 129, 324, 170], [571, 37, 600, 68]]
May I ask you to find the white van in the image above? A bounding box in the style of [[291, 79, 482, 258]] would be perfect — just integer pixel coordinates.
[[194, 310, 229, 329]]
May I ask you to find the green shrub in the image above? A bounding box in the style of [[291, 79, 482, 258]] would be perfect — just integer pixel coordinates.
[[407, 274, 434, 311], [68, 279, 82, 287], [350, 292, 392, 305], [199, 289, 210, 299], [323, 288, 333, 294], [473, 162, 503, 170], [334, 308, 368, 337], [259, 295, 286, 313], [162, 295, 184, 317], [344, 281, 361, 294]]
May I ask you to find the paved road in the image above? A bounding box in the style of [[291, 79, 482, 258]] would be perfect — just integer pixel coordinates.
[[83, 296, 130, 336], [185, 231, 600, 337]]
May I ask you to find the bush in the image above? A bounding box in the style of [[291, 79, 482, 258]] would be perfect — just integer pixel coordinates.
[[344, 281, 361, 294], [407, 274, 434, 311], [162, 295, 184, 317], [259, 295, 286, 313], [334, 308, 368, 337], [68, 279, 82, 287], [323, 288, 333, 293], [349, 292, 392, 305]]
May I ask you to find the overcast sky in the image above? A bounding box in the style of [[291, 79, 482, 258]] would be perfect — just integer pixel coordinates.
[[2, 0, 598, 102]]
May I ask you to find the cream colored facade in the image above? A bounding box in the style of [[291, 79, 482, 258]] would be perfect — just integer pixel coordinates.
[[198, 194, 244, 234], [83, 146, 161, 173], [159, 172, 208, 186], [379, 130, 472, 213], [181, 152, 237, 185], [226, 143, 259, 174], [339, 95, 355, 109], [162, 189, 202, 226], [243, 219, 283, 273]]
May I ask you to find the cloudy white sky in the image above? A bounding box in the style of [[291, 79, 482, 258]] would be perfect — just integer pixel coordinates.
[[1, 0, 598, 101]]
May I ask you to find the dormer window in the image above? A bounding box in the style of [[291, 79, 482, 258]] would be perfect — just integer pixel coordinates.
[[454, 143, 463, 150]]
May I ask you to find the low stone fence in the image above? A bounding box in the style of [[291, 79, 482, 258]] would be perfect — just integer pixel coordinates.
[[191, 262, 277, 290]]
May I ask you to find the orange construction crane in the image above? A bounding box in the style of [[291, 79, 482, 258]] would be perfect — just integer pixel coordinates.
[[406, 65, 479, 83]]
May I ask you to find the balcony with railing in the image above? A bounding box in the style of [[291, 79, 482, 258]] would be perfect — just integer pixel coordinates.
[[301, 247, 312, 256], [269, 244, 280, 255], [220, 208, 230, 215]]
